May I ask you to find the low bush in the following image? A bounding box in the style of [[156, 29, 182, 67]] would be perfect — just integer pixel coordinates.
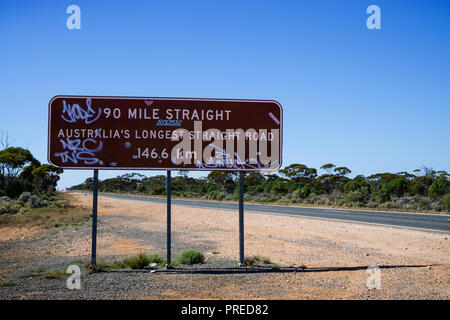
[[443, 195, 450, 211], [176, 249, 205, 265], [30, 195, 40, 208], [428, 177, 449, 199], [0, 201, 19, 215], [147, 253, 164, 265], [414, 197, 431, 210], [344, 180, 362, 193], [123, 253, 152, 269], [379, 201, 400, 209], [18, 192, 32, 203], [97, 261, 126, 270], [0, 196, 11, 203], [244, 255, 272, 267], [343, 190, 368, 204], [206, 191, 227, 201]]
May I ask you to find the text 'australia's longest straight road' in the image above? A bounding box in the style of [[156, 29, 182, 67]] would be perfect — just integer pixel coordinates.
[[48, 96, 283, 171]]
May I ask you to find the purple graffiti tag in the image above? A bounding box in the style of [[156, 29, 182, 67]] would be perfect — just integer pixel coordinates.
[[54, 137, 104, 165], [61, 98, 102, 124]]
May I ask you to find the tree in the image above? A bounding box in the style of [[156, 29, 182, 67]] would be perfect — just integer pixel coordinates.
[[320, 163, 335, 174], [344, 180, 362, 193], [177, 171, 189, 193], [99, 174, 144, 193], [244, 172, 265, 186], [388, 178, 408, 197], [428, 177, 449, 199], [19, 161, 42, 191], [334, 166, 351, 176], [206, 171, 237, 193], [397, 172, 415, 180], [280, 164, 317, 185], [0, 147, 38, 192], [31, 164, 64, 193]]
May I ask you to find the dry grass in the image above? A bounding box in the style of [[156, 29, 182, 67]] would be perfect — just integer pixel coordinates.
[[0, 192, 91, 231]]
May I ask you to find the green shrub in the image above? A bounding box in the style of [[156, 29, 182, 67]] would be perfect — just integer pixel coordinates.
[[97, 261, 126, 270], [30, 195, 41, 208], [248, 185, 264, 194], [379, 201, 399, 209], [442, 195, 450, 211], [123, 253, 152, 269], [269, 181, 289, 194], [147, 253, 164, 265], [0, 196, 11, 203], [52, 200, 68, 208], [415, 197, 431, 210], [39, 199, 51, 207], [347, 201, 365, 208], [299, 186, 311, 199], [151, 186, 166, 195], [0, 201, 19, 215], [410, 183, 425, 196], [428, 177, 449, 199], [18, 192, 32, 203], [344, 180, 361, 193], [372, 184, 391, 203], [177, 249, 205, 265], [244, 255, 272, 267], [207, 190, 228, 201], [343, 190, 368, 204], [5, 179, 24, 199], [367, 200, 379, 208], [136, 184, 147, 193], [389, 178, 408, 197]]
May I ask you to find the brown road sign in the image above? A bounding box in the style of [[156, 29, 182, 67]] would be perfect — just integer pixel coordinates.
[[48, 96, 282, 171]]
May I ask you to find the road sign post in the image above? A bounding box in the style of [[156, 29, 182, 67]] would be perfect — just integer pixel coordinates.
[[90, 169, 99, 269], [166, 170, 172, 268], [48, 96, 282, 268], [239, 171, 245, 266]]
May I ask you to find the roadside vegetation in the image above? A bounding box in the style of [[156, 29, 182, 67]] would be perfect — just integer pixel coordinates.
[[94, 250, 206, 271], [1, 133, 448, 215], [20, 268, 67, 280], [244, 255, 274, 267], [0, 192, 90, 229], [0, 135, 90, 229], [70, 164, 450, 213]]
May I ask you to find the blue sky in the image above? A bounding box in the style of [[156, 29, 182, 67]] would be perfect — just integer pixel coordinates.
[[1, 0, 449, 188]]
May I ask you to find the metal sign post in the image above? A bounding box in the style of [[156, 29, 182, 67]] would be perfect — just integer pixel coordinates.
[[166, 170, 172, 268], [239, 171, 245, 266], [90, 169, 99, 269]]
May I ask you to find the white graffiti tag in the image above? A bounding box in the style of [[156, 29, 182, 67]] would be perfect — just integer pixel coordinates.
[[194, 144, 278, 171], [61, 98, 102, 124], [54, 138, 104, 165]]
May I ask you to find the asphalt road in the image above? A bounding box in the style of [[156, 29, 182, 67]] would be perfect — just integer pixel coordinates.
[[74, 191, 450, 233]]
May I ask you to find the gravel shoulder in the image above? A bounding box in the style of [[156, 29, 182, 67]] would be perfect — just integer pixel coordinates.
[[0, 192, 448, 300]]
